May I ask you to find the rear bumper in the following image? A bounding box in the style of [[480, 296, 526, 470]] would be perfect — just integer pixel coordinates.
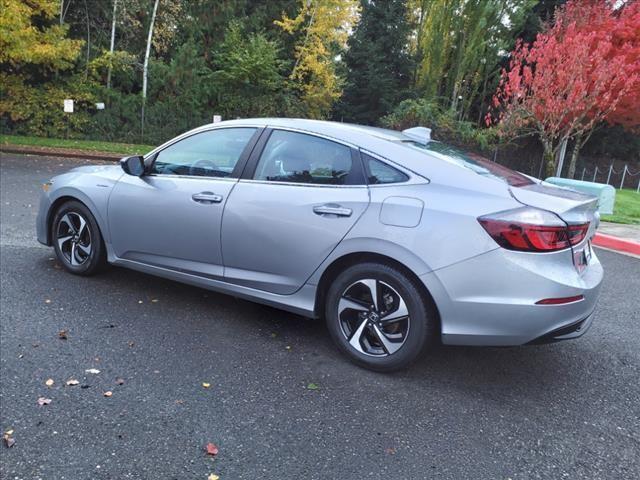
[[420, 246, 603, 346]]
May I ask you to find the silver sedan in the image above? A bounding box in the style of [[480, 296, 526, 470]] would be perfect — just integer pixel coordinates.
[[36, 119, 603, 371]]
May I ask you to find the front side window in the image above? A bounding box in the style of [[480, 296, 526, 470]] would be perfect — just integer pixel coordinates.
[[363, 153, 409, 184], [151, 128, 256, 177], [254, 130, 358, 185]]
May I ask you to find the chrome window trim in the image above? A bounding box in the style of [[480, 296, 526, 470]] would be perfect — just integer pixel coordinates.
[[237, 178, 367, 189], [145, 174, 239, 182]]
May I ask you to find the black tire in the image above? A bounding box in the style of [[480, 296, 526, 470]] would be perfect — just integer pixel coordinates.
[[325, 262, 436, 372], [51, 200, 108, 276]]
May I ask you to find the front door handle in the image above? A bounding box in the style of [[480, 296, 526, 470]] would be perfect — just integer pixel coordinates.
[[192, 191, 223, 204], [313, 204, 352, 217]]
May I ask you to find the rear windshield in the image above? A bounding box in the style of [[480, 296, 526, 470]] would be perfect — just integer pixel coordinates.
[[400, 140, 534, 187]]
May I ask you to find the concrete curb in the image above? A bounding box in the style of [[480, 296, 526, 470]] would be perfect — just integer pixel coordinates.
[[1, 145, 123, 161], [593, 233, 640, 257]]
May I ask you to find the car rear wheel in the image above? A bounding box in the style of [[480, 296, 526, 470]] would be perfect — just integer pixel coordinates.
[[325, 262, 436, 372], [51, 200, 107, 276]]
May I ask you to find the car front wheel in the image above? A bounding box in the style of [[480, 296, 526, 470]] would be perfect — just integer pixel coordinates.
[[51, 200, 107, 276], [325, 262, 436, 372]]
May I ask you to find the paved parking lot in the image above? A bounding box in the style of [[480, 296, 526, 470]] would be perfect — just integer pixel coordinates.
[[1, 154, 639, 479]]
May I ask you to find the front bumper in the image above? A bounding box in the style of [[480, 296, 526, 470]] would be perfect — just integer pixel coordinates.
[[420, 246, 603, 346]]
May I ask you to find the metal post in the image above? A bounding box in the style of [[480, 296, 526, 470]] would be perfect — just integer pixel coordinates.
[[619, 165, 627, 190], [555, 138, 568, 177], [592, 166, 598, 182], [606, 164, 613, 185], [637, 177, 640, 193], [581, 167, 586, 181]]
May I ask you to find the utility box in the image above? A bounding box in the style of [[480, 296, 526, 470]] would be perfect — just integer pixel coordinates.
[[544, 177, 616, 214]]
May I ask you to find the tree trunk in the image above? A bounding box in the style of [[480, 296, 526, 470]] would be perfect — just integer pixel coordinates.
[[543, 141, 556, 178], [566, 132, 583, 179], [141, 0, 160, 139], [107, 0, 118, 89]]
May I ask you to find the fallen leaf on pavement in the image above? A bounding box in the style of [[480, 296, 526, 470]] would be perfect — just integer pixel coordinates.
[[116, 378, 125, 385], [37, 397, 52, 406], [202, 382, 211, 389], [66, 379, 80, 386], [306, 383, 319, 390], [128, 341, 135, 347], [103, 391, 113, 397], [3, 432, 15, 448], [58, 330, 68, 340], [85, 368, 100, 375], [208, 475, 220, 480], [45, 378, 54, 387], [45, 299, 51, 304], [285, 345, 291, 350], [151, 298, 159, 303], [384, 447, 397, 455], [205, 442, 219, 456]]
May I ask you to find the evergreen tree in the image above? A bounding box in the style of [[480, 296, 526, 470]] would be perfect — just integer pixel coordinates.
[[339, 0, 413, 125]]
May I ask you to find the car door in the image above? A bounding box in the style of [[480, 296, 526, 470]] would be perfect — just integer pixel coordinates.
[[221, 128, 370, 294], [108, 127, 260, 278]]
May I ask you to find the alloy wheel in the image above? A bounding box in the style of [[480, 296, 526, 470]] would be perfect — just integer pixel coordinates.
[[56, 212, 92, 266], [338, 279, 410, 356]]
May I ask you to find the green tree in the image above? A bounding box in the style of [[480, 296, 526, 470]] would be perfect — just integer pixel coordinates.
[[0, 0, 82, 70], [211, 22, 289, 118], [338, 0, 414, 124], [415, 0, 534, 123], [276, 0, 359, 118]]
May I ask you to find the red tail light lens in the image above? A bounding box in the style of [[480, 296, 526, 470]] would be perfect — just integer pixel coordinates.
[[478, 208, 589, 253], [535, 295, 584, 305]]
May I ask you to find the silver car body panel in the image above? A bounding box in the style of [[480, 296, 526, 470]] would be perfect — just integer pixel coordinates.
[[36, 118, 604, 346]]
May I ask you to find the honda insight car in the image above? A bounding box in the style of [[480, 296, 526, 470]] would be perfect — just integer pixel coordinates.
[[37, 118, 603, 371]]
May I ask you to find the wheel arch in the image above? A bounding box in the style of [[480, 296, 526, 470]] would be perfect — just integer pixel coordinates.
[[313, 251, 441, 336], [46, 190, 109, 247]]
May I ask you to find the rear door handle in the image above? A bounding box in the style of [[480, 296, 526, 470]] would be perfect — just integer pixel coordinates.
[[313, 204, 352, 217], [192, 191, 223, 204]]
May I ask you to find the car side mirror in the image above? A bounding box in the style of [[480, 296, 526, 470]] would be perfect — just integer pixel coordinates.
[[120, 155, 145, 177]]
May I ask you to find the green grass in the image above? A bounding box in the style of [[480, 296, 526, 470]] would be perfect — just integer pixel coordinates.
[[1, 134, 154, 156], [601, 189, 640, 225]]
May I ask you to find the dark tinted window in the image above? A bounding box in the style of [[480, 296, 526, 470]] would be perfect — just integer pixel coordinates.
[[151, 128, 256, 177], [254, 130, 357, 185], [401, 140, 534, 187], [363, 153, 409, 184]]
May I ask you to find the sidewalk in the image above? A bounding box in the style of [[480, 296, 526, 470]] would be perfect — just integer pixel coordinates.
[[594, 221, 640, 257]]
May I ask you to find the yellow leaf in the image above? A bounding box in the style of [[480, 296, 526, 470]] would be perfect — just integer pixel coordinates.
[[202, 382, 211, 389], [45, 378, 54, 387], [103, 391, 113, 397], [208, 474, 220, 480]]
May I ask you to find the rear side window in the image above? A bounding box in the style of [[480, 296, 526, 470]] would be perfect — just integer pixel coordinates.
[[254, 130, 360, 185], [362, 153, 408, 184]]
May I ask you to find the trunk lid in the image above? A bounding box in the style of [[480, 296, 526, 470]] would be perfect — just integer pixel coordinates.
[[510, 182, 599, 272]]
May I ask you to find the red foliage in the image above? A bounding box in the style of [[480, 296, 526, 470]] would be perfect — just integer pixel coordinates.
[[489, 0, 640, 142]]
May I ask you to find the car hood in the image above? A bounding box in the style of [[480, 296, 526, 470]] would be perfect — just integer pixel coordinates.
[[69, 164, 122, 175]]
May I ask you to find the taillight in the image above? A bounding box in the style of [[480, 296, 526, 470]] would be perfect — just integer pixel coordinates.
[[478, 207, 589, 253]]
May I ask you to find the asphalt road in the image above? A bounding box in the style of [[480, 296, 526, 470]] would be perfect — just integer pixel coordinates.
[[1, 153, 639, 480]]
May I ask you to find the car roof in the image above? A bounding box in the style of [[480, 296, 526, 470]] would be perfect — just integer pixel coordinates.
[[204, 118, 411, 145]]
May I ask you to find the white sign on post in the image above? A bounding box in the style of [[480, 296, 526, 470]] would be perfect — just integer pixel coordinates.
[[213, 114, 222, 123], [63, 99, 74, 113], [95, 102, 105, 110]]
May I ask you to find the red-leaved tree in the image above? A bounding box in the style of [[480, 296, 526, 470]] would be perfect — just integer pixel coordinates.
[[489, 0, 640, 178]]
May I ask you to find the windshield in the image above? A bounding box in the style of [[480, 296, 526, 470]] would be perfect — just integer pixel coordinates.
[[400, 140, 535, 187]]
